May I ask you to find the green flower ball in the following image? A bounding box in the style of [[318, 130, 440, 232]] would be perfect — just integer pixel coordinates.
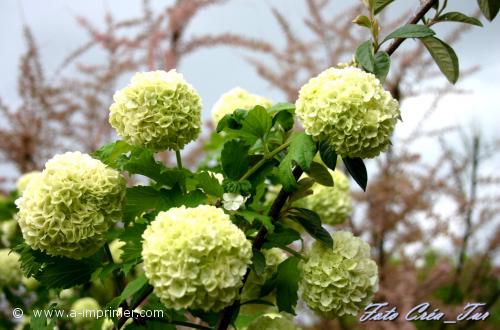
[[245, 312, 301, 330], [0, 249, 22, 287], [142, 205, 252, 311], [296, 67, 400, 158], [211, 87, 272, 124], [71, 297, 100, 325], [17, 152, 126, 259], [300, 231, 378, 317], [298, 170, 352, 226], [109, 70, 202, 151]]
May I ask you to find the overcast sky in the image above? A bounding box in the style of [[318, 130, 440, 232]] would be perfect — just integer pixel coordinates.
[[1, 0, 499, 161]]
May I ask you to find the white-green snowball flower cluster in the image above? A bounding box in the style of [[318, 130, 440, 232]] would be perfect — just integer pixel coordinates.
[[71, 297, 101, 325], [17, 152, 126, 259], [0, 249, 22, 287], [245, 312, 301, 330], [109, 70, 202, 151], [16, 171, 42, 194], [300, 231, 378, 317], [142, 205, 252, 311], [296, 67, 400, 158], [297, 170, 352, 226], [211, 87, 273, 124]]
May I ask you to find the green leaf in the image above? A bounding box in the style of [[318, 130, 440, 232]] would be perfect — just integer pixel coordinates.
[[352, 15, 372, 28], [278, 133, 317, 192], [382, 24, 435, 43], [343, 157, 368, 191], [121, 273, 149, 301], [437, 12, 483, 26], [38, 257, 100, 289], [92, 140, 133, 167], [420, 36, 459, 84], [13, 243, 101, 289], [194, 171, 224, 197], [373, 51, 391, 83], [286, 133, 316, 172], [355, 40, 374, 72], [123, 186, 172, 222], [119, 223, 147, 275], [268, 102, 295, 114], [263, 225, 301, 249], [287, 208, 333, 248], [306, 162, 333, 187], [221, 140, 251, 180], [272, 110, 294, 131], [477, 0, 500, 21], [288, 178, 315, 204], [275, 257, 300, 314], [241, 106, 273, 140], [30, 304, 57, 330], [374, 0, 395, 14], [12, 243, 47, 278], [260, 272, 278, 297], [238, 210, 275, 232], [251, 249, 266, 276], [107, 273, 150, 310], [318, 140, 337, 171]]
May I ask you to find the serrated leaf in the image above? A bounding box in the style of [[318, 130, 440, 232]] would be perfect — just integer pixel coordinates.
[[221, 140, 251, 180], [287, 207, 333, 248], [275, 257, 300, 314], [437, 12, 483, 26], [251, 249, 266, 276], [241, 106, 273, 140], [119, 223, 147, 275], [307, 162, 333, 187], [374, 0, 395, 14], [383, 24, 435, 43], [420, 36, 459, 84], [37, 257, 100, 289], [355, 40, 374, 72], [343, 157, 368, 191], [373, 51, 391, 83], [352, 15, 372, 28], [318, 140, 337, 171], [13, 243, 101, 289], [477, 0, 500, 21], [278, 133, 316, 191]]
